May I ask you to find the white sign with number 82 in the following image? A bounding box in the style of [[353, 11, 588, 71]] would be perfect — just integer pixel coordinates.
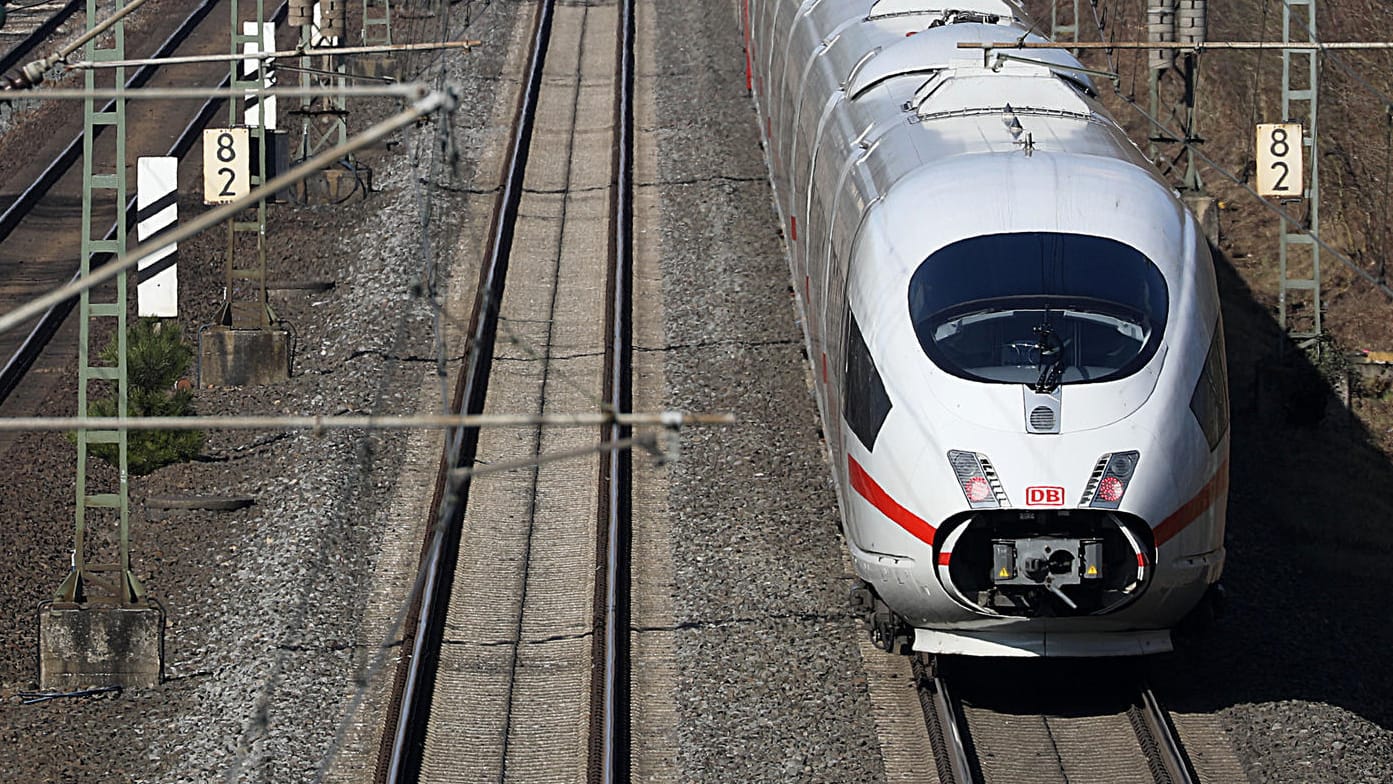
[[1256, 123, 1304, 199], [203, 128, 250, 204]]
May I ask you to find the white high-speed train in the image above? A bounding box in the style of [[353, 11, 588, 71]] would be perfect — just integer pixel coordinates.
[[745, 0, 1229, 656]]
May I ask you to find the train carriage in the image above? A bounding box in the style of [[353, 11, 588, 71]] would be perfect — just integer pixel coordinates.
[[745, 0, 1229, 656]]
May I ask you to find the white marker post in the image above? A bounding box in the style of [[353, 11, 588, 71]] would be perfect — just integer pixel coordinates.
[[1256, 123, 1304, 199], [136, 157, 179, 317], [242, 21, 277, 129]]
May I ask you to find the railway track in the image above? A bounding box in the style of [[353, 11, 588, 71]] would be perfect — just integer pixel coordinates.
[[378, 0, 636, 780], [0, 0, 82, 79], [0, 1, 284, 447], [916, 655, 1202, 784]]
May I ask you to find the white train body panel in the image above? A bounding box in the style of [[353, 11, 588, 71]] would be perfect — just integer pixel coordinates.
[[745, 0, 1229, 656]]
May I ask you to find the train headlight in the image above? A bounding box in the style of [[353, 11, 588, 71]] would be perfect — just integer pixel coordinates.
[[1096, 476, 1124, 503], [948, 450, 1009, 509], [1083, 451, 1140, 509], [964, 476, 992, 502]]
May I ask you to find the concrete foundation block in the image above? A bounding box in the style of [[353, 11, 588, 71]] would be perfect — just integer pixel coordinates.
[[199, 326, 291, 386], [39, 602, 164, 689]]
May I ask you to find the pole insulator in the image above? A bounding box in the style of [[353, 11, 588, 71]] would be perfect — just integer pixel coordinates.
[[1147, 2, 1177, 70], [1176, 0, 1207, 46], [289, 0, 313, 27], [320, 0, 348, 39], [2, 58, 54, 91]]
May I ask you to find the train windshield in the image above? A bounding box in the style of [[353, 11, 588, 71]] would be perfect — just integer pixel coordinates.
[[908, 232, 1168, 388]]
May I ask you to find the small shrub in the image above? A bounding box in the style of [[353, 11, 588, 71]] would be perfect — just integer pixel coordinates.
[[103, 318, 191, 391], [84, 319, 203, 475]]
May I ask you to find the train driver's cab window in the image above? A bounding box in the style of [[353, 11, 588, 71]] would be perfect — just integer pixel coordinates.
[[907, 232, 1168, 389]]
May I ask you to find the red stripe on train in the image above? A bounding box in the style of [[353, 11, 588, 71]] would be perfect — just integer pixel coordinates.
[[1153, 460, 1229, 546], [848, 456, 937, 545]]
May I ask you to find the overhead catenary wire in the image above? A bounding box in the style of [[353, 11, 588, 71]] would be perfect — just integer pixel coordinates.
[[275, 61, 395, 83], [1279, 0, 1393, 109], [225, 6, 531, 780], [1059, 2, 1393, 304], [63, 38, 480, 71], [382, 0, 564, 778], [296, 6, 536, 780], [1272, 0, 1393, 290], [2, 82, 432, 97], [1113, 61, 1393, 302], [0, 86, 449, 335], [0, 411, 734, 432], [1085, 0, 1120, 75], [10, 4, 659, 782], [4, 0, 154, 87]]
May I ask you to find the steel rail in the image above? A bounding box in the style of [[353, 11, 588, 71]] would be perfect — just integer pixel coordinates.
[[0, 411, 727, 432], [0, 84, 441, 335], [0, 0, 227, 241], [0, 0, 82, 77], [594, 0, 635, 778], [3, 0, 159, 88], [0, 78, 232, 401], [913, 657, 979, 784], [1131, 685, 1201, 784], [0, 0, 265, 405], [378, 0, 557, 780], [914, 655, 1201, 784]]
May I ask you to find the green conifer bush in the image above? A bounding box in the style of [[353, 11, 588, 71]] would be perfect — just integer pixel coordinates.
[[85, 319, 204, 474]]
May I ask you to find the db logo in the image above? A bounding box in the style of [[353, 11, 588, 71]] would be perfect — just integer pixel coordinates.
[[1026, 486, 1065, 506]]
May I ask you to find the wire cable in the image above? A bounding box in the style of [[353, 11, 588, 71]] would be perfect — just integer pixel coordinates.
[[1077, 0, 1393, 304], [216, 5, 484, 780], [1248, 0, 1271, 137]]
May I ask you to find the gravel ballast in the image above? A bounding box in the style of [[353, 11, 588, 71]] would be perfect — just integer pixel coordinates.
[[650, 1, 889, 780], [0, 3, 528, 781], [3, 0, 1392, 781]]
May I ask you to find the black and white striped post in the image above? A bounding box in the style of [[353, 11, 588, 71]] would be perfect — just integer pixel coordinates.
[[136, 156, 178, 318], [241, 20, 276, 129]]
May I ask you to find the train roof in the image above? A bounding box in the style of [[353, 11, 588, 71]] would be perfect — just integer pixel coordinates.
[[867, 0, 1028, 21], [847, 23, 1095, 99], [869, 151, 1194, 280]]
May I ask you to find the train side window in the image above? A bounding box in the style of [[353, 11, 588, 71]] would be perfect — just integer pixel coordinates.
[[1189, 321, 1229, 451], [844, 312, 892, 449]]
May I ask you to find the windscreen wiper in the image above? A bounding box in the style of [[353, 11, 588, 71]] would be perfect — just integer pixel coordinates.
[[1032, 322, 1064, 393]]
